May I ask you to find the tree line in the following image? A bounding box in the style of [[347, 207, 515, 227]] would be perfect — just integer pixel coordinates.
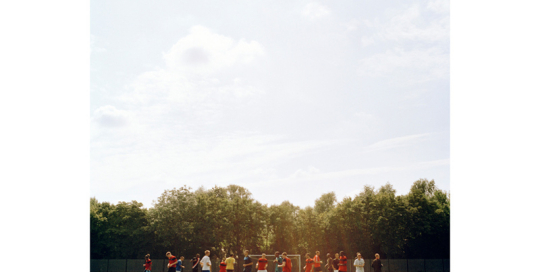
[[90, 179, 449, 260]]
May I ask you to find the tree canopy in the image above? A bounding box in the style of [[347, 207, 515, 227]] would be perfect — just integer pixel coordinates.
[[90, 179, 449, 259]]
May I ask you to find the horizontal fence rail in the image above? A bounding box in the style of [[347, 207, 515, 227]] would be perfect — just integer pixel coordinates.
[[91, 258, 450, 272]]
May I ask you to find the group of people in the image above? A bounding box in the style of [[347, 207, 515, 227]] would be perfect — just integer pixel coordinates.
[[142, 250, 384, 272]]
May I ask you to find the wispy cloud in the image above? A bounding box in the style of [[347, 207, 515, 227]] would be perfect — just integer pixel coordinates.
[[91, 133, 340, 193], [357, 47, 448, 82], [92, 105, 130, 128], [90, 34, 106, 53], [365, 133, 430, 151], [427, 0, 450, 14], [361, 4, 449, 44], [247, 158, 449, 189], [302, 2, 331, 20], [91, 26, 274, 193], [163, 25, 265, 74]]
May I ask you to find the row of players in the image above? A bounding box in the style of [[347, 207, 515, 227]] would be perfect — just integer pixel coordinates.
[[145, 250, 383, 272]]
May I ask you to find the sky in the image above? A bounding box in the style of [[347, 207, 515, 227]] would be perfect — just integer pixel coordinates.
[[90, 0, 449, 209]]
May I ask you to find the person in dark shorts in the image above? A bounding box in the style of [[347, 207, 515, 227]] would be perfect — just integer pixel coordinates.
[[201, 250, 212, 272], [303, 253, 314, 272], [371, 254, 382, 272], [332, 253, 339, 272], [312, 251, 322, 272], [338, 251, 347, 272], [243, 250, 253, 272], [192, 254, 201, 272], [338, 252, 347, 272], [166, 252, 178, 272], [279, 252, 292, 272], [325, 253, 332, 272], [273, 251, 283, 272], [226, 253, 236, 272], [144, 254, 152, 272]]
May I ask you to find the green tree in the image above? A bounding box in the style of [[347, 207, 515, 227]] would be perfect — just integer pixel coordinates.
[[90, 180, 450, 260], [149, 186, 197, 256], [90, 198, 152, 258]]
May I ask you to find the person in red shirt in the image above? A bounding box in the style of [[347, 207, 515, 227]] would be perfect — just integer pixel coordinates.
[[144, 254, 152, 271], [167, 252, 178, 272], [338, 252, 347, 272], [220, 258, 227, 272], [312, 251, 322, 272], [279, 252, 292, 272], [303, 253, 314, 272], [256, 253, 268, 272]]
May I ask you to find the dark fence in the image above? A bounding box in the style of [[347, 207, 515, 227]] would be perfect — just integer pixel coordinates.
[[91, 258, 450, 272]]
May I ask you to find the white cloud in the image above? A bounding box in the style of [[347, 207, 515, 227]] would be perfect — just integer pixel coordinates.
[[352, 4, 448, 82], [302, 2, 331, 20], [366, 133, 430, 151], [90, 26, 276, 194], [291, 166, 321, 178], [342, 19, 360, 31], [90, 34, 106, 53], [381, 5, 448, 42], [357, 47, 448, 82], [113, 26, 267, 130], [427, 0, 450, 13], [163, 25, 265, 74], [247, 158, 448, 189], [92, 105, 130, 127], [354, 112, 374, 120], [218, 78, 265, 98], [91, 132, 339, 193], [360, 36, 375, 47], [359, 4, 449, 45]]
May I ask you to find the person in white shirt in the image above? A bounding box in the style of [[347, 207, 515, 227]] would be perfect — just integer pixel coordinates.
[[201, 250, 212, 272], [353, 253, 364, 272]]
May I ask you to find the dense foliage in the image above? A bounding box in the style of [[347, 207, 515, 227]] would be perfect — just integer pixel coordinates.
[[90, 179, 449, 259]]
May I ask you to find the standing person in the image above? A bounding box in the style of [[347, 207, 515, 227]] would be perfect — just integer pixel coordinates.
[[312, 251, 322, 272], [325, 254, 332, 272], [257, 253, 268, 272], [226, 253, 236, 272], [243, 250, 253, 272], [279, 252, 292, 272], [303, 253, 314, 272], [353, 253, 364, 272], [332, 253, 339, 272], [144, 254, 152, 272], [371, 254, 382, 272], [273, 251, 283, 272], [201, 250, 212, 272], [338, 251, 347, 272], [192, 254, 201, 272], [167, 252, 179, 272], [177, 256, 186, 272], [220, 258, 227, 272]]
